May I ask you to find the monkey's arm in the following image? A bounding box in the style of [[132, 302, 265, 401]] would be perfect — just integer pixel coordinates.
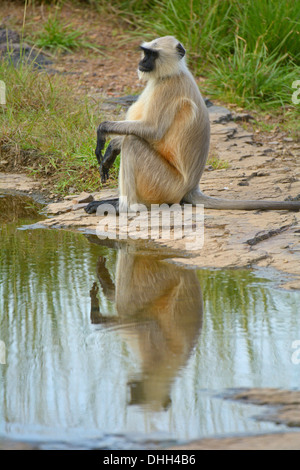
[[96, 118, 170, 144], [96, 96, 197, 144]]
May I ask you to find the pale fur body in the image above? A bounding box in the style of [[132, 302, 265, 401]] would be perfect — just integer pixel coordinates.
[[121, 55, 210, 208]]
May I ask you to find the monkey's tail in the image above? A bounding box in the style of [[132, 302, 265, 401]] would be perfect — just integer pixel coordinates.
[[183, 188, 300, 211]]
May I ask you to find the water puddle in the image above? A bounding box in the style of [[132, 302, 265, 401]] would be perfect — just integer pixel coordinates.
[[0, 193, 300, 449]]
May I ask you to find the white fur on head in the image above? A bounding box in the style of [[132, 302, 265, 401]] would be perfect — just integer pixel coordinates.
[[138, 36, 187, 81]]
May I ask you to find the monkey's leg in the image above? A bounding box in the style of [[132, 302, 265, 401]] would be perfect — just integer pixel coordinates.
[[90, 257, 117, 325], [86, 136, 186, 214], [96, 256, 115, 302], [90, 282, 118, 325], [120, 136, 186, 207], [99, 137, 122, 183]]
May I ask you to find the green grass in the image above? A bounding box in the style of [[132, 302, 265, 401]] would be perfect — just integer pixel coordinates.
[[207, 155, 230, 171], [0, 56, 107, 194], [33, 15, 84, 53], [29, 13, 99, 53], [205, 38, 299, 109]]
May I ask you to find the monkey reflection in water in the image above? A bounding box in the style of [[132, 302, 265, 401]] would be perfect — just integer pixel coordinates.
[[90, 248, 203, 410]]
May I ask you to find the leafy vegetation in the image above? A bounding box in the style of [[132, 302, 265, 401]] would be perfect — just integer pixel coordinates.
[[29, 12, 99, 53], [0, 57, 102, 194], [33, 15, 86, 52]]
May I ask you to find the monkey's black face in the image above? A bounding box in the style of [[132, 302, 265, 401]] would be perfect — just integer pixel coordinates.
[[139, 46, 159, 72]]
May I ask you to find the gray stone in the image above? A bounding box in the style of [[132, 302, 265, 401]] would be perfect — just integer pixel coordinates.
[[208, 105, 232, 123]]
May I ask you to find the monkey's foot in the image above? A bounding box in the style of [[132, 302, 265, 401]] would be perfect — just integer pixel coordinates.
[[84, 198, 119, 215]]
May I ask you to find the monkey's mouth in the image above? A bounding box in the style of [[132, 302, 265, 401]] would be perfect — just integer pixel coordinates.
[[138, 65, 152, 72]]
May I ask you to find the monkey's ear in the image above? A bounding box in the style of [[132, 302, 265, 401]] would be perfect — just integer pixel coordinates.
[[176, 42, 186, 58]]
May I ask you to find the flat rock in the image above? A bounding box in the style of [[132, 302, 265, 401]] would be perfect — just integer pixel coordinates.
[[72, 191, 94, 204], [0, 173, 41, 192], [46, 201, 75, 215], [208, 105, 232, 124]]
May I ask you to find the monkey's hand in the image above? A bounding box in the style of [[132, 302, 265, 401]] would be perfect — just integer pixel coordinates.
[[95, 140, 104, 165], [90, 281, 99, 297], [95, 123, 108, 165], [100, 162, 110, 184]]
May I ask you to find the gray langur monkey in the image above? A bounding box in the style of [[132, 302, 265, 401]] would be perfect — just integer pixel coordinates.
[[85, 36, 300, 214]]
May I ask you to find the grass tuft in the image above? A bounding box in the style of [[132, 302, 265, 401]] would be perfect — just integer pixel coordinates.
[[0, 57, 107, 194], [204, 38, 299, 110], [29, 13, 100, 53]]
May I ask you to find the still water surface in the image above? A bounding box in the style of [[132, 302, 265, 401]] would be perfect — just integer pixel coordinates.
[[0, 193, 299, 448]]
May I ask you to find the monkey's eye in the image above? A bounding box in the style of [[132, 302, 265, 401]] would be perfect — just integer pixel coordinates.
[[140, 46, 158, 59]]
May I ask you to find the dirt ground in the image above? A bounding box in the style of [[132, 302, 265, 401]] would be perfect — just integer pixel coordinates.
[[1, 1, 300, 451], [0, 1, 143, 95]]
